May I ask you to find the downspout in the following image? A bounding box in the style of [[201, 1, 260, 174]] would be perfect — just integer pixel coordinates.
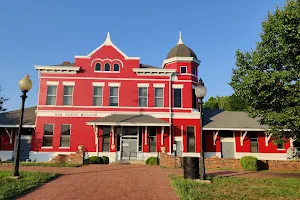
[[93, 123, 99, 157], [169, 72, 173, 154]]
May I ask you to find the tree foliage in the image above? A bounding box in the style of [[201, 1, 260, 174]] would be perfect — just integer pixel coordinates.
[[0, 86, 8, 113], [230, 0, 300, 142], [203, 94, 248, 111]]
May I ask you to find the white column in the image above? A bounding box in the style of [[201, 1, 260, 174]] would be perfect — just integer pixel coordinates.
[[161, 127, 164, 145], [145, 126, 148, 145]]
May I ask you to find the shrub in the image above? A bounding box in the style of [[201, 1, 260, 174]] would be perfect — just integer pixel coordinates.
[[240, 156, 258, 171], [89, 156, 103, 164], [102, 156, 109, 164], [146, 157, 159, 165]]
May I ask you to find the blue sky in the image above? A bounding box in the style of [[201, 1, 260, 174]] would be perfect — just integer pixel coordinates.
[[0, 0, 284, 111]]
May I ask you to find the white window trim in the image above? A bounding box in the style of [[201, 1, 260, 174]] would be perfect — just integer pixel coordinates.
[[154, 87, 164, 107], [153, 83, 165, 88], [186, 126, 196, 153], [63, 81, 75, 86], [93, 86, 103, 106], [173, 88, 182, 108], [104, 63, 111, 71], [108, 82, 121, 87], [42, 123, 55, 147], [138, 87, 148, 107], [94, 62, 102, 72], [113, 63, 120, 72], [180, 66, 187, 74], [110, 86, 119, 107], [192, 68, 197, 76], [92, 82, 105, 86], [137, 83, 150, 87], [46, 81, 59, 86], [172, 84, 184, 89], [60, 124, 71, 148], [46, 85, 57, 106], [63, 85, 74, 106]]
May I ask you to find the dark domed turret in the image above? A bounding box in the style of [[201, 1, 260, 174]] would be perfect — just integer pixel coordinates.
[[166, 32, 197, 59]]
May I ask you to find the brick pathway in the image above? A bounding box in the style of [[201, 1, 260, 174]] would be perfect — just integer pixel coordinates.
[[1, 164, 300, 200], [1, 164, 179, 200]]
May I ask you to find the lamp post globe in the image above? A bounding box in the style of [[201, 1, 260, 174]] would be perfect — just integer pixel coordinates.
[[195, 78, 206, 99], [13, 75, 32, 177], [196, 78, 206, 180], [19, 74, 32, 92]]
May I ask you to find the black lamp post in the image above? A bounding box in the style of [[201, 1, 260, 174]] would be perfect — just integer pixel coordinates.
[[13, 75, 32, 177], [195, 78, 207, 180]]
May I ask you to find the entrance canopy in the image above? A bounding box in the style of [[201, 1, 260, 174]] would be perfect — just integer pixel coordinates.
[[86, 114, 171, 127]]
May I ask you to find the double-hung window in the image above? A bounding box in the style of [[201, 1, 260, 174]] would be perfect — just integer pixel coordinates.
[[46, 85, 57, 105], [63, 85, 73, 106], [138, 87, 148, 107], [154, 88, 163, 107], [187, 126, 195, 152], [174, 88, 182, 108], [60, 125, 71, 147], [43, 124, 54, 147], [110, 87, 119, 106], [93, 86, 103, 106]]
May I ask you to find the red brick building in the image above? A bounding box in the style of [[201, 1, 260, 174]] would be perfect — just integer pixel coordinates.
[[0, 33, 295, 162]]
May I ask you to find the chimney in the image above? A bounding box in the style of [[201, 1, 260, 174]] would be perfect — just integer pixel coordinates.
[[62, 61, 70, 65]]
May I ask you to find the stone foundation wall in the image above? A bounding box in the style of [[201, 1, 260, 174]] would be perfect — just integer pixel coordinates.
[[159, 152, 300, 171], [50, 151, 84, 165]]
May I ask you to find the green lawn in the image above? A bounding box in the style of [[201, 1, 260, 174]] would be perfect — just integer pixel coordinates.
[[0, 170, 58, 200], [0, 162, 81, 167], [170, 175, 300, 200], [20, 162, 81, 167]]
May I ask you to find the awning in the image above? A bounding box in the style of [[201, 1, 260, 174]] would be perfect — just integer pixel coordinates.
[[86, 114, 171, 126]]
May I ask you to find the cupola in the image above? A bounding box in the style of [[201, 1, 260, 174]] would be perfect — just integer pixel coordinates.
[[166, 32, 197, 59]]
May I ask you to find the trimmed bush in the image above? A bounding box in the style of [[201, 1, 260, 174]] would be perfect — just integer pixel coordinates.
[[89, 156, 103, 164], [102, 156, 109, 164], [146, 157, 159, 165], [240, 156, 258, 171]]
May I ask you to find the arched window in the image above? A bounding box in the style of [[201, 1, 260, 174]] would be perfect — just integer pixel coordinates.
[[113, 64, 120, 71], [95, 63, 101, 71], [104, 63, 110, 71]]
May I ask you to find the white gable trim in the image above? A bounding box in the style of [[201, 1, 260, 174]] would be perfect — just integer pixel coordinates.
[[74, 33, 140, 60]]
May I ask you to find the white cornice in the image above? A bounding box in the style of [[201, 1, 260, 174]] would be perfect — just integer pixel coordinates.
[[34, 66, 81, 74], [161, 57, 201, 68], [133, 68, 176, 76], [74, 32, 140, 60]]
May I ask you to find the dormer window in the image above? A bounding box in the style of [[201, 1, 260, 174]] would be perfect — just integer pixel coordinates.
[[180, 66, 187, 74], [114, 64, 120, 71], [95, 63, 101, 71], [104, 63, 110, 71]]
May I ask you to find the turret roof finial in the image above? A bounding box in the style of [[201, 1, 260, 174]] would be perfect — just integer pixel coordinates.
[[104, 32, 113, 45], [177, 31, 184, 45]]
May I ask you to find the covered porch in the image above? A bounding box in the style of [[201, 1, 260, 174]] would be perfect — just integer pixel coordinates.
[[86, 114, 171, 161]]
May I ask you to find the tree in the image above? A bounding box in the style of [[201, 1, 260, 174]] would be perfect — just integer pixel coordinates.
[[230, 0, 300, 143], [0, 85, 8, 113], [203, 94, 248, 111]]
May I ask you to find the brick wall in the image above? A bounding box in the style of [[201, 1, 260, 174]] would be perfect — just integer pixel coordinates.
[[160, 152, 182, 168], [50, 151, 84, 165], [159, 153, 300, 171]]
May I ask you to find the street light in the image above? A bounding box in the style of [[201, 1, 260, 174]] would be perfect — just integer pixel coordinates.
[[195, 78, 207, 180], [13, 74, 32, 177]]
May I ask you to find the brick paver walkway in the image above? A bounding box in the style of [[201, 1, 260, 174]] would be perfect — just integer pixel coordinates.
[[2, 164, 179, 200], [1, 164, 300, 200]]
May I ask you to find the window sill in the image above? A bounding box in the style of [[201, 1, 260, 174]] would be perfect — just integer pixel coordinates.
[[59, 147, 70, 149], [41, 147, 53, 149], [94, 71, 120, 73], [277, 149, 286, 151]]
